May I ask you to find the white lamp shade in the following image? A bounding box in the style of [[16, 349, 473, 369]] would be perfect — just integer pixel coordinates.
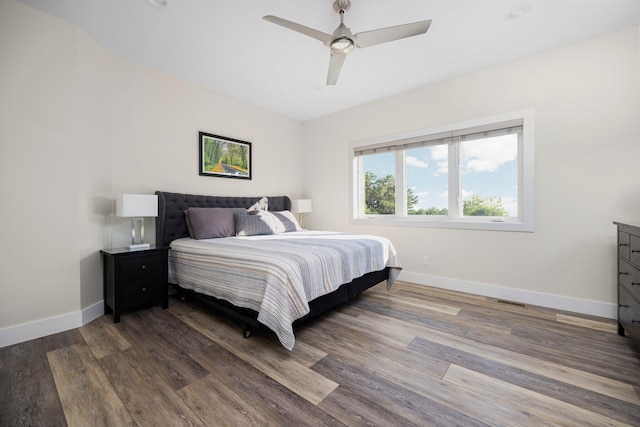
[[116, 194, 158, 217], [292, 199, 312, 213]]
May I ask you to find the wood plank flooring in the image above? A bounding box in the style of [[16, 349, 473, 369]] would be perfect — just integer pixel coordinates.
[[2, 281, 640, 426]]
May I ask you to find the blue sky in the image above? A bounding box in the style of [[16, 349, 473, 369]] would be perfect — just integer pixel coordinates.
[[363, 134, 518, 216]]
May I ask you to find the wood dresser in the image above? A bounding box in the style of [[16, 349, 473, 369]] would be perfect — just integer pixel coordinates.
[[614, 222, 640, 343]]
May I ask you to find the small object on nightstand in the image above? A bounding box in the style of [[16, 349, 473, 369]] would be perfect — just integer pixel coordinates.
[[101, 245, 169, 323]]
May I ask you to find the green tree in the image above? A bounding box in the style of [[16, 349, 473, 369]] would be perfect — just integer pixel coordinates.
[[364, 171, 419, 214], [365, 171, 395, 214], [365, 172, 507, 216], [239, 145, 248, 169], [463, 195, 508, 216], [410, 206, 448, 215], [204, 138, 222, 169]]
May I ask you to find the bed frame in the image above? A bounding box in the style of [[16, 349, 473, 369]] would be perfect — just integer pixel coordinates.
[[155, 191, 390, 338]]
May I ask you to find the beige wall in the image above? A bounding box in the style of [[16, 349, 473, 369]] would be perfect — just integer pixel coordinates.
[[302, 26, 640, 316], [0, 0, 304, 342]]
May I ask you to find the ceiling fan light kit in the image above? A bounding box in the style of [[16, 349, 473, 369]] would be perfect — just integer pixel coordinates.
[[263, 0, 431, 85], [330, 37, 354, 54]]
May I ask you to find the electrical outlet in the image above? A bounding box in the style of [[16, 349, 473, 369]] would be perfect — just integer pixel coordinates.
[[423, 256, 429, 265]]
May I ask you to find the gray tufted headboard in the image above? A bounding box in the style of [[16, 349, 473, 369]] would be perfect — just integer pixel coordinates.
[[155, 191, 292, 247]]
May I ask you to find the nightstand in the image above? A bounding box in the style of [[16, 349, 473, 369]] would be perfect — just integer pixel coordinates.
[[100, 245, 169, 322]]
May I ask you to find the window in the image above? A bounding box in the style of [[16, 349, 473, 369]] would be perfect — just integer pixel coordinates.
[[351, 111, 534, 231]]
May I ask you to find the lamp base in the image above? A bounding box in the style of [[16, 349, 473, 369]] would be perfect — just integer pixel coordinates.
[[127, 243, 151, 250]]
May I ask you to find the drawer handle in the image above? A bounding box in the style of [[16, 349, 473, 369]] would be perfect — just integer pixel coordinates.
[[619, 272, 629, 275], [633, 249, 640, 254], [633, 283, 640, 286], [619, 304, 629, 308], [620, 243, 629, 247], [633, 320, 640, 324]]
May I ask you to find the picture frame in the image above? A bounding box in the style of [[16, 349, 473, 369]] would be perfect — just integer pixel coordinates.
[[199, 132, 252, 180]]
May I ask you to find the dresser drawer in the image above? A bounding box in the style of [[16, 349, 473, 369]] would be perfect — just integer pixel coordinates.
[[618, 258, 640, 300], [119, 254, 164, 283], [618, 231, 630, 260], [630, 234, 640, 268], [618, 284, 640, 337]]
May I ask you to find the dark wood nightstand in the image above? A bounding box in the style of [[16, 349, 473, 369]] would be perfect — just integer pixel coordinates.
[[100, 245, 169, 322]]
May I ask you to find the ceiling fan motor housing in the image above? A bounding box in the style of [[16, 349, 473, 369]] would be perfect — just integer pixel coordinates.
[[333, 0, 351, 14]]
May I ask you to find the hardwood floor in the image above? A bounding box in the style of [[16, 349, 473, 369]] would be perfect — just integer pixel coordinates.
[[2, 281, 639, 426]]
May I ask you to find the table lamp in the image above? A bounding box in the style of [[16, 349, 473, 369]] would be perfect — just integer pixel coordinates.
[[292, 199, 312, 229], [116, 194, 158, 249]]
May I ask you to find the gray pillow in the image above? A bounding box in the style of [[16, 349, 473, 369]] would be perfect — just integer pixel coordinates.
[[184, 210, 194, 238], [235, 212, 277, 236], [187, 207, 247, 239]]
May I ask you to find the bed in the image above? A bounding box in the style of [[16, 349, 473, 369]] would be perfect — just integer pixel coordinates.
[[156, 191, 401, 350]]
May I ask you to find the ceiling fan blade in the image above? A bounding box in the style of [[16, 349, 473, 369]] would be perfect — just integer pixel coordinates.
[[263, 15, 333, 44], [326, 52, 347, 85], [353, 20, 432, 49]]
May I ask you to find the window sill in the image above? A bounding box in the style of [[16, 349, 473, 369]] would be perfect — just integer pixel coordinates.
[[350, 216, 534, 232]]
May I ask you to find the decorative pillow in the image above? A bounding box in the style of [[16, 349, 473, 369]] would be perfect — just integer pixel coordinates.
[[187, 207, 247, 239], [252, 210, 302, 233], [271, 210, 303, 232], [235, 212, 277, 236], [247, 197, 268, 212]]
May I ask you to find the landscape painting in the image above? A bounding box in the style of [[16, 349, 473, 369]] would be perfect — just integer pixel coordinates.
[[199, 132, 251, 180]]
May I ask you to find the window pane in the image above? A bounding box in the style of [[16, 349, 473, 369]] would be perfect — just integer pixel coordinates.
[[460, 133, 518, 217], [406, 144, 449, 215], [362, 151, 395, 215]]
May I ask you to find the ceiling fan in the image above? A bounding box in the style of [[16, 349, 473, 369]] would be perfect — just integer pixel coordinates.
[[263, 0, 432, 85]]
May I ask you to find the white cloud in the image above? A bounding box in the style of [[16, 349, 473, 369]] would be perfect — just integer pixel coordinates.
[[428, 145, 448, 175], [461, 135, 517, 173], [406, 156, 429, 168], [431, 145, 448, 160], [436, 161, 448, 175]]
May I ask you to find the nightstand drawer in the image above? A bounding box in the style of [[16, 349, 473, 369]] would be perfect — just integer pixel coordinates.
[[119, 254, 164, 283], [120, 282, 161, 309]]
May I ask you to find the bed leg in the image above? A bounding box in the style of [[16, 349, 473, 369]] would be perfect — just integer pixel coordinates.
[[241, 321, 252, 338]]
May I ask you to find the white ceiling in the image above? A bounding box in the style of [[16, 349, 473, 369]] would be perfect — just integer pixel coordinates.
[[17, 0, 640, 121]]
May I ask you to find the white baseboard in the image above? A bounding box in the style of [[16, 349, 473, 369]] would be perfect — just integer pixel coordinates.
[[0, 272, 619, 348], [82, 300, 105, 325], [0, 300, 104, 348], [398, 271, 617, 320]]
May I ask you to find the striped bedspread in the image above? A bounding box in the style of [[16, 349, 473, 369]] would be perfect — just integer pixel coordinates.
[[168, 230, 402, 350]]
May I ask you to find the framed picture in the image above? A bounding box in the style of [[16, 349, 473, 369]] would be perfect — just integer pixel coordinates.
[[198, 132, 252, 180]]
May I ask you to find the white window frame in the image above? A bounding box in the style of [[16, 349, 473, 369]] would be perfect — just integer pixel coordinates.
[[350, 110, 535, 232]]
